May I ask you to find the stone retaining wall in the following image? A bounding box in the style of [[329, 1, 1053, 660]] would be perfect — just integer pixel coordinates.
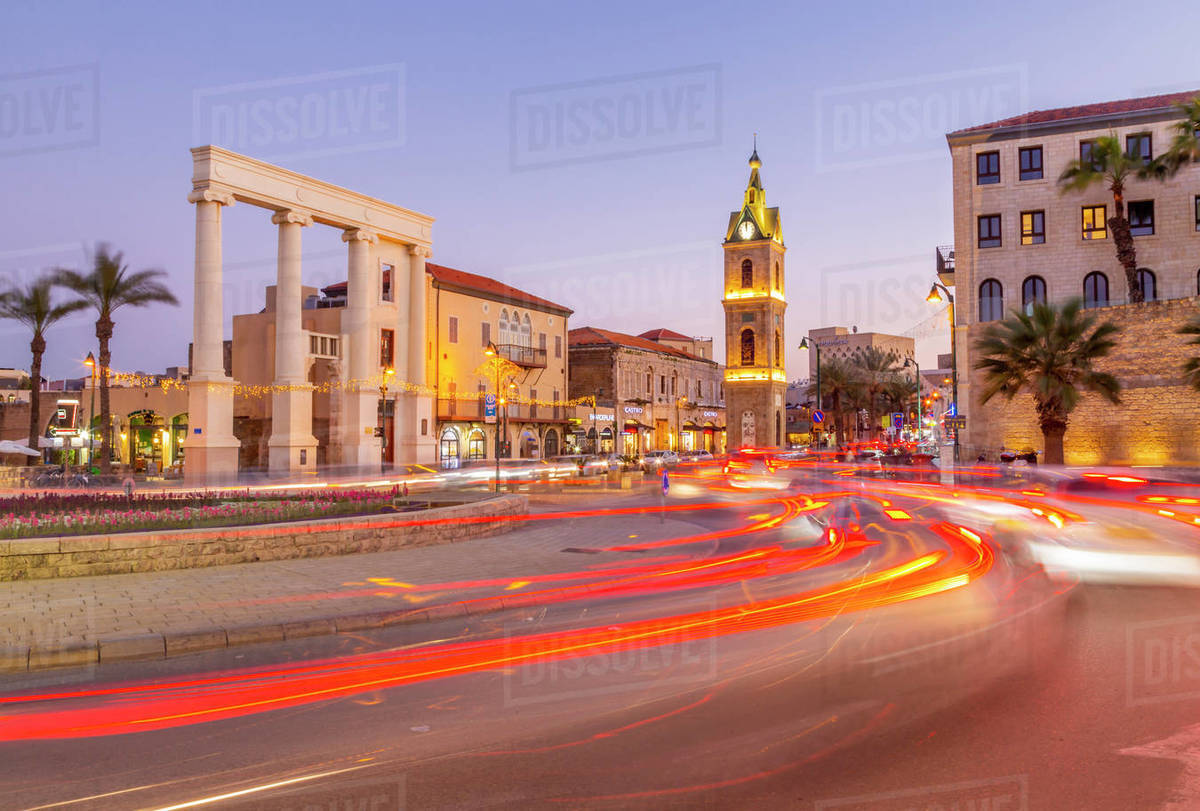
[[0, 494, 528, 581]]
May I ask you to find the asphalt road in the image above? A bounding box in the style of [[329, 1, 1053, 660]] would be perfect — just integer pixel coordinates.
[[1, 481, 1198, 810]]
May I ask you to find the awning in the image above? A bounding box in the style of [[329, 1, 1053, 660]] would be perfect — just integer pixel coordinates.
[[682, 422, 701, 430], [623, 420, 650, 430]]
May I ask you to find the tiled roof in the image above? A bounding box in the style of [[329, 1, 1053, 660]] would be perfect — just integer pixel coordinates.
[[426, 263, 572, 314], [952, 89, 1200, 135], [318, 264, 572, 314], [569, 326, 713, 363], [638, 328, 693, 342]]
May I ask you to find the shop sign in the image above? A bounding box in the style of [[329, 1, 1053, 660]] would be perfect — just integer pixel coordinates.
[[702, 411, 718, 417], [623, 406, 643, 415], [588, 413, 615, 421]]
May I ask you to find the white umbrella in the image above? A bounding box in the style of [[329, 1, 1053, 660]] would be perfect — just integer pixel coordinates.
[[0, 439, 41, 457]]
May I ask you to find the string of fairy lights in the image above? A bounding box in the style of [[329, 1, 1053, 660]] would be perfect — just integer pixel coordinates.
[[104, 368, 599, 409]]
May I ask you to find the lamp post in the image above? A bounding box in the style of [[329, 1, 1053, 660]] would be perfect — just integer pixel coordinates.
[[380, 367, 394, 473], [799, 337, 821, 446], [83, 352, 97, 470], [903, 356, 920, 444], [926, 282, 958, 461], [484, 342, 501, 493]]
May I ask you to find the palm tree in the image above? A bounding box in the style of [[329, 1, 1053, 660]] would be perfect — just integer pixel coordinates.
[[852, 346, 899, 439], [1148, 96, 1200, 176], [1058, 134, 1160, 303], [880, 376, 918, 421], [1179, 315, 1200, 392], [808, 358, 861, 446], [974, 298, 1121, 465], [56, 245, 178, 473], [0, 276, 87, 452]]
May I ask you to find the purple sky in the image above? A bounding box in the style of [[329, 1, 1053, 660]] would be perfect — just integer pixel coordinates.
[[2, 0, 1198, 382]]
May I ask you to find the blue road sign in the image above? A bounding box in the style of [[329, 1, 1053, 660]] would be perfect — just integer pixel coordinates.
[[662, 469, 669, 495], [891, 412, 904, 429], [811, 409, 825, 424]]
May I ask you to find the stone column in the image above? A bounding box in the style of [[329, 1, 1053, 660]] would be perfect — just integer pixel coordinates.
[[185, 188, 240, 485], [399, 244, 434, 464], [267, 209, 318, 474], [340, 227, 381, 469]]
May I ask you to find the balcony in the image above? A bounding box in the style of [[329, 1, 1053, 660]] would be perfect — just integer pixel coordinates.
[[437, 398, 564, 422], [936, 245, 955, 285], [307, 331, 341, 359], [495, 343, 547, 369]]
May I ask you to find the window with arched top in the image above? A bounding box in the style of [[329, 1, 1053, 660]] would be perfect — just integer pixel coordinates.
[[774, 262, 780, 290], [979, 279, 1004, 322], [741, 259, 753, 288], [774, 330, 781, 365], [1137, 268, 1157, 302], [1021, 275, 1046, 313], [1196, 268, 1200, 296], [749, 190, 755, 203], [740, 328, 755, 366], [499, 309, 509, 344], [521, 313, 532, 347], [1083, 272, 1109, 309]]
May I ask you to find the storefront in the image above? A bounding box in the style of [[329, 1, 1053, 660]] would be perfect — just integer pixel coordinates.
[[122, 409, 186, 474]]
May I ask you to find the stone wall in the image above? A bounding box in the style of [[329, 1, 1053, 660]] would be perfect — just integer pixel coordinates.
[[0, 494, 528, 581], [967, 298, 1200, 465]]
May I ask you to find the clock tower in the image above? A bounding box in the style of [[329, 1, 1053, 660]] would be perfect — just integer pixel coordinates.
[[722, 144, 786, 448]]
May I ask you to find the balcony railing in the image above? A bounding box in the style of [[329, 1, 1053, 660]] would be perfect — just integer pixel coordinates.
[[495, 343, 547, 368], [307, 331, 342, 359], [437, 399, 565, 422], [936, 245, 955, 280]]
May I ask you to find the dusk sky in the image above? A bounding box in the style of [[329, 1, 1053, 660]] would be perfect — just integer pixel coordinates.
[[2, 0, 1198, 381]]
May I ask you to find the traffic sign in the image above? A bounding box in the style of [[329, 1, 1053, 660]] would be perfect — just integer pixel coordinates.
[[661, 469, 669, 495], [484, 392, 497, 424], [891, 412, 903, 429], [945, 416, 967, 430], [811, 409, 825, 424]]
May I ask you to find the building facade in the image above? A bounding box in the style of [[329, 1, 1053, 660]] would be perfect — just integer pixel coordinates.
[[568, 326, 725, 454], [232, 263, 573, 470], [803, 327, 915, 379], [944, 90, 1200, 463], [722, 147, 787, 448]]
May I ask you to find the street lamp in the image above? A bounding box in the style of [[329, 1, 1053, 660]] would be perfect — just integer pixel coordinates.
[[927, 281, 959, 461], [903, 356, 920, 445], [799, 337, 821, 446], [484, 342, 501, 492], [380, 367, 395, 473], [83, 352, 97, 470]]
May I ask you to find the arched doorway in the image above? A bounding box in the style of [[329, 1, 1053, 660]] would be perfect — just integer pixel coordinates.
[[439, 427, 460, 468], [599, 426, 614, 453], [466, 428, 486, 460], [519, 429, 539, 458], [544, 428, 559, 457]]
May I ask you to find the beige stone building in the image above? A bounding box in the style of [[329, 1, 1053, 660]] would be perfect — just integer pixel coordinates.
[[944, 90, 1200, 463], [802, 327, 915, 379], [568, 327, 725, 454], [722, 147, 787, 448], [232, 262, 573, 469]]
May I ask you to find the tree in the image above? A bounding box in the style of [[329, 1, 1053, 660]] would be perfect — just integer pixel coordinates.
[[0, 276, 87, 452], [56, 245, 178, 474], [851, 346, 900, 439], [1058, 134, 1160, 303], [1179, 315, 1200, 393], [1147, 96, 1200, 177], [880, 376, 918, 422], [974, 298, 1120, 465], [808, 358, 861, 446]]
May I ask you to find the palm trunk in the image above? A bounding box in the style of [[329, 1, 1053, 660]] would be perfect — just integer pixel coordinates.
[[1038, 411, 1067, 465], [28, 335, 44, 455], [1109, 185, 1143, 304], [97, 316, 113, 475]]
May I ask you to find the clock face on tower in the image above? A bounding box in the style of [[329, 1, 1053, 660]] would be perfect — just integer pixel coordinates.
[[737, 220, 755, 240]]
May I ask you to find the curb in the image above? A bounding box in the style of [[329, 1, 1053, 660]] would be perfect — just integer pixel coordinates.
[[5, 592, 540, 674]]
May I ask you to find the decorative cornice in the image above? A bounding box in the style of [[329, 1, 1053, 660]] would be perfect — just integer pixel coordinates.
[[341, 228, 378, 244], [187, 188, 235, 207], [408, 244, 432, 258], [271, 209, 313, 227]]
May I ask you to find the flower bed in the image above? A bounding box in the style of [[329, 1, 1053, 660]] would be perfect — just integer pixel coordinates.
[[0, 489, 413, 540]]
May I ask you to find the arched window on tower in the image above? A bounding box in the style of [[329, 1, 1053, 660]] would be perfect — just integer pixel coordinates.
[[774, 262, 780, 290], [774, 330, 781, 365], [749, 190, 755, 203], [741, 259, 753, 288], [740, 328, 755, 366]]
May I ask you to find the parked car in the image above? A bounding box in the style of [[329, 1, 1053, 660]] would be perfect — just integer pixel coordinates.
[[642, 450, 680, 471]]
